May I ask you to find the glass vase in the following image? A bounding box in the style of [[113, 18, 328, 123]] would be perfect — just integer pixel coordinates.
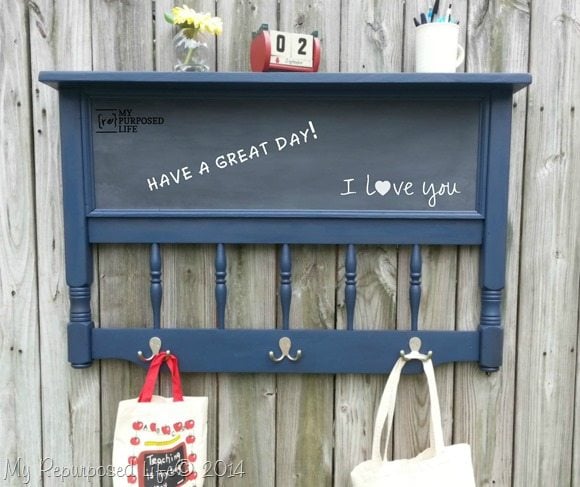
[[173, 27, 210, 72]]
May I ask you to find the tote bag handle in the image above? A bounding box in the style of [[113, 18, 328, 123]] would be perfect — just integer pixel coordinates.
[[371, 357, 445, 462], [138, 353, 184, 402]]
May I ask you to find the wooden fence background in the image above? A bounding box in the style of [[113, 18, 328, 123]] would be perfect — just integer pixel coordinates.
[[1, 0, 579, 485]]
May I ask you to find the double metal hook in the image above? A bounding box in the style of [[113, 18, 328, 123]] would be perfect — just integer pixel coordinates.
[[269, 337, 302, 363], [400, 336, 432, 362], [138, 336, 171, 362]]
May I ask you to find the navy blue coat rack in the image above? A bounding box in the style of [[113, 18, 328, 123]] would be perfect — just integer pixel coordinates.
[[40, 71, 530, 373]]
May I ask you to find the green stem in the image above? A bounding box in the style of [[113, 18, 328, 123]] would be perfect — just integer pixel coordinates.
[[184, 46, 195, 66]]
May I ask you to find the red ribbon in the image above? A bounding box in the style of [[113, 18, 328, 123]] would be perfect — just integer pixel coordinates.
[[138, 353, 184, 402]]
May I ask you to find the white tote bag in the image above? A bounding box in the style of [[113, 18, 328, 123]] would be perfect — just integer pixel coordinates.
[[351, 356, 476, 487], [112, 353, 208, 487]]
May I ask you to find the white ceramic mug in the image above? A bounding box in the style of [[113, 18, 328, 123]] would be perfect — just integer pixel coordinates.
[[415, 23, 464, 73]]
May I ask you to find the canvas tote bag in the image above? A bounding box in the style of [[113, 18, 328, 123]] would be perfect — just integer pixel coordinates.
[[112, 353, 208, 487], [351, 356, 476, 486]]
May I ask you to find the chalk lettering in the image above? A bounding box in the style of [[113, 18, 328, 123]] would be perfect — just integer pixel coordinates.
[[226, 152, 238, 166], [248, 145, 260, 159], [160, 174, 170, 187], [341, 178, 356, 196], [146, 166, 193, 191], [289, 132, 300, 146], [215, 155, 227, 169], [147, 177, 159, 191], [308, 121, 317, 139], [258, 141, 269, 155], [143, 121, 316, 192], [366, 174, 376, 195], [392, 181, 414, 196], [169, 170, 180, 184], [199, 161, 209, 175], [422, 181, 461, 207], [237, 149, 248, 163]]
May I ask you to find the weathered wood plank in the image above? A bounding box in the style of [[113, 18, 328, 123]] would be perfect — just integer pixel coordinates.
[[28, 0, 99, 482], [274, 246, 335, 486], [514, 0, 580, 482], [454, 1, 530, 485], [341, 0, 404, 72], [217, 0, 277, 72], [279, 0, 340, 73], [217, 245, 277, 486], [574, 308, 580, 485], [160, 244, 218, 487], [394, 246, 457, 457], [335, 2, 403, 484], [215, 4, 278, 485], [91, 1, 155, 480], [0, 1, 42, 485], [335, 246, 398, 485], [274, 3, 340, 485]]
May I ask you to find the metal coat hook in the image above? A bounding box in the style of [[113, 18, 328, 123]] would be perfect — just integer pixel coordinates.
[[138, 336, 171, 362], [400, 337, 432, 362], [269, 337, 302, 363]]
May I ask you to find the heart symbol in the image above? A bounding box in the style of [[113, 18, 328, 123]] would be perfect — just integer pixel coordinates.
[[375, 180, 391, 196], [186, 435, 196, 444], [162, 425, 171, 435], [132, 421, 143, 431], [130, 437, 140, 446], [185, 419, 195, 429], [174, 422, 183, 432]]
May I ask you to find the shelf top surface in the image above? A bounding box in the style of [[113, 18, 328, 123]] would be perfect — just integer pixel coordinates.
[[39, 71, 531, 92]]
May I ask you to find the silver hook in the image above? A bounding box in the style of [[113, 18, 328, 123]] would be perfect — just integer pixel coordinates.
[[400, 337, 432, 362], [138, 336, 171, 362], [269, 337, 302, 363]]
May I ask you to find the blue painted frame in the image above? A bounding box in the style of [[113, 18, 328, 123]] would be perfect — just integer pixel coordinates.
[[40, 71, 531, 373]]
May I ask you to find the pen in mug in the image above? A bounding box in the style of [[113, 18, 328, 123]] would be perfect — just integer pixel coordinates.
[[446, 3, 452, 22], [431, 0, 440, 21]]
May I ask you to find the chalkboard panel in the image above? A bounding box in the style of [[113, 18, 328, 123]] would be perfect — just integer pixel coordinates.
[[137, 442, 189, 487], [90, 96, 482, 213]]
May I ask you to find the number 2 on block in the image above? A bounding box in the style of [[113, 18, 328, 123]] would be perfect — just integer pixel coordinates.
[[270, 30, 313, 68]]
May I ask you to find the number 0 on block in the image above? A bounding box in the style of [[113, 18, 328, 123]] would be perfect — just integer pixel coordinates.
[[251, 25, 321, 72]]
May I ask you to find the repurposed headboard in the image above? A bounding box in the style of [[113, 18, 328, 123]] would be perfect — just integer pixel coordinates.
[[40, 71, 531, 373]]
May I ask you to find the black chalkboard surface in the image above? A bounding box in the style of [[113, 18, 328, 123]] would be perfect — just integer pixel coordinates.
[[90, 96, 481, 213], [137, 442, 189, 487]]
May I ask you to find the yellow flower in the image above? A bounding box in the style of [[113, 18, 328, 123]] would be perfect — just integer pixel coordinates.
[[168, 5, 223, 36], [204, 17, 223, 35]]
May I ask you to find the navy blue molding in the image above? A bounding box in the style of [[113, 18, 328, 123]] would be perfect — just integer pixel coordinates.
[[410, 245, 422, 331], [345, 244, 357, 331], [91, 328, 480, 374], [280, 244, 292, 330], [215, 243, 227, 329], [87, 218, 485, 245], [42, 72, 531, 372], [150, 243, 162, 329], [39, 71, 531, 92]]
